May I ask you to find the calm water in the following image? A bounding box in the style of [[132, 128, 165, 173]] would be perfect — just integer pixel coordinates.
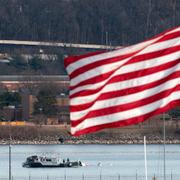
[[0, 144, 180, 179]]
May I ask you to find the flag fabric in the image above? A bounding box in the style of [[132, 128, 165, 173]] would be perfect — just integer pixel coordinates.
[[64, 27, 180, 136]]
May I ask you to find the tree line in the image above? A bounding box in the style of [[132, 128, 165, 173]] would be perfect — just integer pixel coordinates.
[[0, 0, 178, 46], [0, 85, 68, 122], [0, 88, 179, 121]]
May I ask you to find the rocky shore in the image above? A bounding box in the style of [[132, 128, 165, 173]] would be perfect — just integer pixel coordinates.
[[1, 134, 180, 145], [0, 125, 180, 145]]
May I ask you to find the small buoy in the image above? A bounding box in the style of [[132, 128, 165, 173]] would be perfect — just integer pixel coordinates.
[[97, 162, 102, 167], [58, 137, 64, 143]]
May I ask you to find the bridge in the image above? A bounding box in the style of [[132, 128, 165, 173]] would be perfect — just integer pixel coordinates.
[[0, 75, 69, 91], [0, 75, 69, 83], [0, 40, 117, 49], [0, 40, 117, 87]]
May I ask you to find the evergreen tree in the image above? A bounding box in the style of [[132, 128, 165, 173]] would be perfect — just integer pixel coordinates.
[[0, 91, 21, 108], [34, 88, 58, 117]]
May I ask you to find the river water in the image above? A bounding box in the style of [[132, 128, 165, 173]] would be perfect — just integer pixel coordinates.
[[0, 144, 180, 180]]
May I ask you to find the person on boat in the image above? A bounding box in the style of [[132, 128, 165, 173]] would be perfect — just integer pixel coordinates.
[[79, 161, 82, 166]]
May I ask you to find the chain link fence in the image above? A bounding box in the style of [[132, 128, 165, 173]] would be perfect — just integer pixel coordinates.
[[0, 174, 179, 180]]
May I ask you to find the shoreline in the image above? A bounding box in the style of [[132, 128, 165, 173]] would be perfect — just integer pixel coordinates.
[[0, 125, 180, 145], [1, 137, 180, 145]]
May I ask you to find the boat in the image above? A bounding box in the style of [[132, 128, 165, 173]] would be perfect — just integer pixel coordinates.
[[22, 155, 83, 168]]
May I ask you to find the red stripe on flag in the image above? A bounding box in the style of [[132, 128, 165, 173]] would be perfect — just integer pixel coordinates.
[[70, 59, 179, 99], [70, 45, 180, 90], [70, 73, 180, 112], [71, 100, 180, 136], [71, 85, 180, 126], [64, 50, 105, 68]]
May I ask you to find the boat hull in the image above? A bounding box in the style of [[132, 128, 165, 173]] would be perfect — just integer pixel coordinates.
[[23, 161, 82, 168], [22, 155, 83, 168]]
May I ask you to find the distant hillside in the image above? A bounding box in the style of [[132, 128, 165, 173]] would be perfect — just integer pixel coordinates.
[[0, 0, 179, 45], [0, 0, 179, 75]]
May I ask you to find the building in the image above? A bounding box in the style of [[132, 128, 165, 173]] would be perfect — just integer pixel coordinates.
[[2, 105, 22, 121], [21, 93, 70, 124]]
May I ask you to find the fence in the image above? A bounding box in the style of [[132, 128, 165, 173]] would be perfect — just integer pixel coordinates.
[[0, 174, 179, 180]]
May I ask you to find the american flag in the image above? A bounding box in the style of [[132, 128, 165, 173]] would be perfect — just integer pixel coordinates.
[[64, 27, 180, 136]]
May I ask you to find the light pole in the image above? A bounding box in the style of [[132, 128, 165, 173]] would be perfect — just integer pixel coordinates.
[[5, 105, 13, 180], [9, 141, 11, 180], [7, 108, 12, 180]]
